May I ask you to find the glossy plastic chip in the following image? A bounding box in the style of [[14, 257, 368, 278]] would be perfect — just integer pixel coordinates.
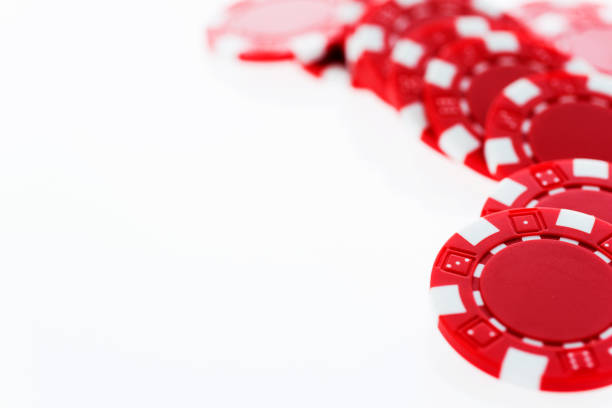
[[431, 207, 612, 392]]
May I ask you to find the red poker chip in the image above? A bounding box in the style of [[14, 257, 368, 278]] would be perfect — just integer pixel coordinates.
[[206, 0, 368, 63], [345, 0, 505, 103], [431, 207, 612, 392], [511, 2, 612, 74], [422, 31, 569, 177], [482, 159, 612, 226], [484, 71, 612, 180]]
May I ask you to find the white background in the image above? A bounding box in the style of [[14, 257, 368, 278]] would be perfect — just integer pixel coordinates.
[[2, 0, 612, 406]]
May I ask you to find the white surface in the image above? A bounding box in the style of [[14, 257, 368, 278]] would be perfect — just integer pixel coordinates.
[[2, 0, 612, 406]]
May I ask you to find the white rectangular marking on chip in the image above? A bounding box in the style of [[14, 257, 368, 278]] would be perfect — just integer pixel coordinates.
[[490, 178, 528, 206], [395, 0, 422, 6], [489, 318, 506, 332], [471, 0, 502, 17], [522, 338, 544, 347], [425, 59, 458, 89], [484, 31, 519, 53], [595, 251, 611, 263], [499, 348, 548, 390], [573, 158, 609, 179], [600, 327, 612, 340], [521, 119, 532, 134], [556, 209, 596, 234], [588, 73, 612, 98], [563, 342, 585, 349], [559, 238, 579, 245], [399, 102, 426, 134], [484, 138, 520, 175], [346, 24, 384, 62], [473, 263, 485, 278], [526, 199, 538, 208], [430, 285, 466, 316], [522, 142, 533, 158], [473, 290, 484, 306], [392, 39, 425, 68], [534, 102, 549, 114], [456, 16, 490, 37], [490, 244, 507, 254], [504, 78, 541, 106], [522, 235, 541, 241], [548, 187, 566, 196], [583, 186, 601, 191], [290, 33, 328, 64], [438, 124, 480, 163], [459, 218, 500, 246]]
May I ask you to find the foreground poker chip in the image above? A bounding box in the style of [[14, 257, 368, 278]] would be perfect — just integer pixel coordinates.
[[511, 2, 612, 73], [207, 0, 367, 63], [484, 71, 612, 179], [422, 31, 569, 177], [430, 207, 612, 392], [482, 159, 612, 225], [345, 0, 504, 102]]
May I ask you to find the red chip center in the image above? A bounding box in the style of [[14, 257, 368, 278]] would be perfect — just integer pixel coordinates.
[[538, 189, 612, 225], [529, 102, 612, 163], [480, 240, 612, 343], [467, 65, 535, 125], [229, 1, 334, 35]]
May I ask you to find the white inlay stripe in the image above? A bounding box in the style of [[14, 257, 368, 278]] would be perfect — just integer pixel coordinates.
[[490, 244, 507, 254], [600, 327, 612, 340], [392, 39, 425, 68], [459, 218, 500, 246], [563, 342, 585, 349], [573, 159, 609, 179], [522, 338, 544, 347], [484, 138, 519, 175], [548, 187, 565, 196], [490, 178, 527, 206], [438, 124, 480, 163], [595, 251, 611, 263], [500, 348, 549, 389], [559, 238, 579, 245], [522, 235, 541, 241], [473, 263, 485, 278], [430, 285, 466, 316], [425, 59, 458, 89], [346, 25, 384, 62], [504, 78, 541, 106], [483, 31, 519, 53], [472, 290, 484, 306], [588, 73, 612, 98], [455, 16, 490, 37], [556, 209, 596, 234], [489, 318, 507, 332]]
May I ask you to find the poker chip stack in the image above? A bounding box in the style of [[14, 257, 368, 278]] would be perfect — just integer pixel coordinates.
[[207, 0, 612, 392]]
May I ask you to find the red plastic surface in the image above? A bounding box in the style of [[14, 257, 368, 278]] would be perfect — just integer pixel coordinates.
[[430, 207, 612, 391]]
